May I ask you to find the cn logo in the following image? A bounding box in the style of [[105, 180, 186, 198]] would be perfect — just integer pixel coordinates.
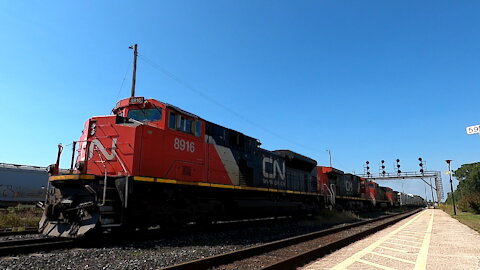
[[88, 139, 117, 160], [262, 157, 285, 180], [345, 180, 353, 192]]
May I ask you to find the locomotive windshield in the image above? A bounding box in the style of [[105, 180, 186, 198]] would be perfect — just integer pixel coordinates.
[[128, 108, 162, 122]]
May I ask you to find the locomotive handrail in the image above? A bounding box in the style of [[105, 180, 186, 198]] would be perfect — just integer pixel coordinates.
[[330, 184, 336, 205], [112, 150, 129, 209], [94, 148, 109, 207], [322, 184, 335, 206]]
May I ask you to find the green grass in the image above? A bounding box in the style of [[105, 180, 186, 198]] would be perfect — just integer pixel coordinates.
[[0, 206, 43, 230], [440, 204, 480, 233]]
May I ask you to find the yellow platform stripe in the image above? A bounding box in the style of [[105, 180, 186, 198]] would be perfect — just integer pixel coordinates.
[[377, 245, 409, 253], [331, 210, 427, 270], [371, 251, 415, 264], [49, 175, 95, 181], [395, 234, 424, 240], [391, 237, 422, 244], [414, 210, 434, 270], [384, 241, 421, 248], [357, 258, 396, 270]]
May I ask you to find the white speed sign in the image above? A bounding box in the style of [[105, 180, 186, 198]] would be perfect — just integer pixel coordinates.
[[466, 125, 480, 135]]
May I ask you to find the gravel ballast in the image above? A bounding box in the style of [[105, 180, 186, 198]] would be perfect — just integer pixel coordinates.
[[0, 212, 376, 270]]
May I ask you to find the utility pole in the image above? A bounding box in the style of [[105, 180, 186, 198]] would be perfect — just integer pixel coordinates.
[[446, 160, 457, 215], [326, 150, 332, 167], [129, 44, 138, 97]]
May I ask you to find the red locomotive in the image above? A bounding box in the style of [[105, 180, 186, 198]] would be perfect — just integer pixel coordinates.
[[40, 46, 424, 237]]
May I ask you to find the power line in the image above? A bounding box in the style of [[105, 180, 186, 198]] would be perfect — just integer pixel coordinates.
[[137, 54, 325, 155], [115, 58, 133, 101]]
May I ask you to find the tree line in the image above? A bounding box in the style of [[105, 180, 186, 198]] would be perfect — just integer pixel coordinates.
[[449, 162, 480, 213]]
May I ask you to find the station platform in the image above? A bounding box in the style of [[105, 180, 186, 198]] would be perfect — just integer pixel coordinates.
[[302, 209, 480, 270]]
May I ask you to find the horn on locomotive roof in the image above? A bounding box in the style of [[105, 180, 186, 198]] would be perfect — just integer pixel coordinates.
[[128, 44, 138, 97]]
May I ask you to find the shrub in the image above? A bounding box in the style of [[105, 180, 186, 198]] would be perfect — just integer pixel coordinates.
[[458, 193, 480, 214]]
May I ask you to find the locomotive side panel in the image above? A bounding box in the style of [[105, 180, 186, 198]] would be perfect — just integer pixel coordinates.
[[335, 173, 361, 197], [79, 116, 138, 176], [137, 120, 208, 182]]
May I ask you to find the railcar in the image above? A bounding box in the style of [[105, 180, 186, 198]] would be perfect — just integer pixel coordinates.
[[397, 192, 427, 207], [0, 163, 47, 207]]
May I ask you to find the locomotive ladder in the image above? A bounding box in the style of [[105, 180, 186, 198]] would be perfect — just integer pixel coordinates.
[[323, 184, 335, 207]]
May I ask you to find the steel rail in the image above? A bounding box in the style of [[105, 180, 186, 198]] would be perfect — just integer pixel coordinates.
[[0, 237, 76, 256], [0, 227, 38, 237], [158, 208, 422, 270]]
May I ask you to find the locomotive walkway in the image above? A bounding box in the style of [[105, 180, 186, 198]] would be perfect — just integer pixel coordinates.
[[302, 209, 480, 270]]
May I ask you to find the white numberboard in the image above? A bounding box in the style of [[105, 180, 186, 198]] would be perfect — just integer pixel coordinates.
[[466, 125, 480, 135]]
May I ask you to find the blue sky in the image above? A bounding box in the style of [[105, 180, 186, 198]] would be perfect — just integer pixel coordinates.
[[1, 1, 479, 200]]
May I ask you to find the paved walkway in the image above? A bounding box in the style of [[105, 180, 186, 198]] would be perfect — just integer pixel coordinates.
[[302, 209, 480, 270]]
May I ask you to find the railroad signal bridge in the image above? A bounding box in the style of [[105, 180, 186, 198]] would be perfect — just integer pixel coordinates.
[[358, 170, 444, 204]]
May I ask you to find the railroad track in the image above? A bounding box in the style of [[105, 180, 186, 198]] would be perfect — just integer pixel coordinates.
[[0, 216, 301, 257], [0, 227, 38, 237], [159, 208, 423, 270], [0, 237, 76, 257]]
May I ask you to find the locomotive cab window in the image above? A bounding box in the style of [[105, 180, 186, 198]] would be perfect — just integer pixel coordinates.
[[128, 108, 162, 122], [169, 112, 176, 129], [169, 111, 202, 137], [195, 121, 201, 137]]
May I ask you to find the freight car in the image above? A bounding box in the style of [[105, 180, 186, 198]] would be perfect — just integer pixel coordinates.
[[0, 163, 47, 207], [398, 193, 426, 207]]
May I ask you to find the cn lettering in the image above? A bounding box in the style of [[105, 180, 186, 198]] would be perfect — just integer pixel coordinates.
[[262, 157, 285, 180]]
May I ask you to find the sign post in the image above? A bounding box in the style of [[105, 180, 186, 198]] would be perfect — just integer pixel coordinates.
[[445, 160, 456, 215]]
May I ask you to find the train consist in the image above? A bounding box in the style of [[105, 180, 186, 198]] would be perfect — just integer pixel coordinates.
[[40, 96, 425, 237], [0, 163, 48, 207]]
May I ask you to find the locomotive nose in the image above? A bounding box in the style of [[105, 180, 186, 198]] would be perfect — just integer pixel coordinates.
[[39, 182, 101, 238]]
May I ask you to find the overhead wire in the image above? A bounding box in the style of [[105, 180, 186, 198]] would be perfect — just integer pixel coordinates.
[[137, 54, 325, 155], [115, 58, 133, 101]]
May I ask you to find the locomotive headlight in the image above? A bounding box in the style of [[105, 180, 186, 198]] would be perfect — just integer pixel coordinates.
[[75, 161, 85, 173], [89, 122, 97, 136]]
